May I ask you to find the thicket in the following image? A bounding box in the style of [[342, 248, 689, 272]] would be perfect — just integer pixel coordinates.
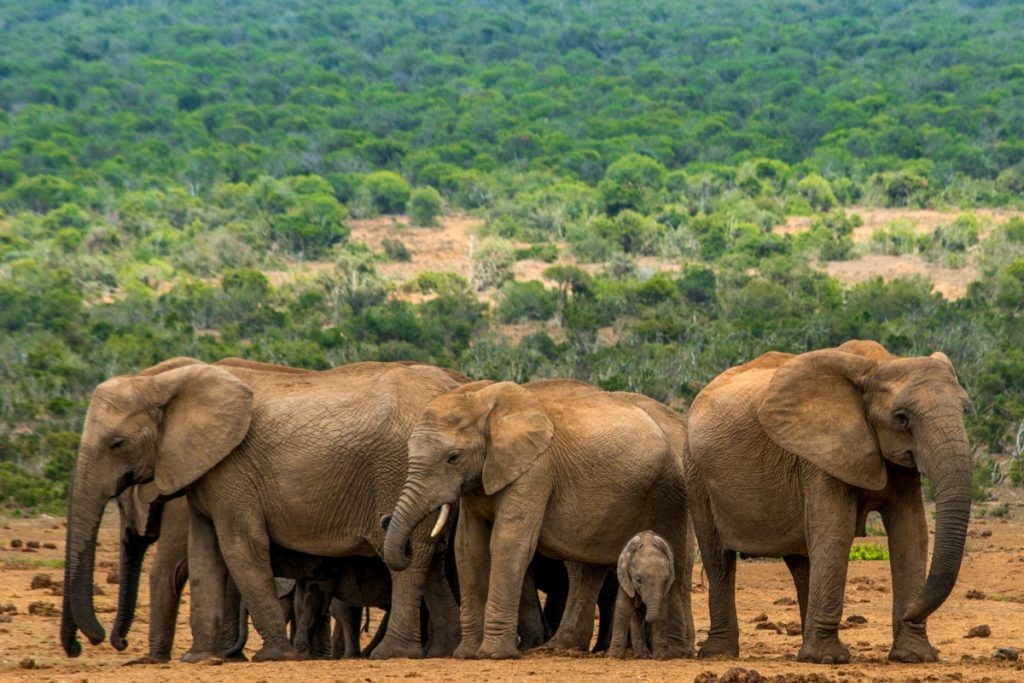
[[1, 0, 1024, 512]]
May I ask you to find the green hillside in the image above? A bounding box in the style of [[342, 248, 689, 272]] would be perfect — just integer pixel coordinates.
[[1, 0, 1024, 511]]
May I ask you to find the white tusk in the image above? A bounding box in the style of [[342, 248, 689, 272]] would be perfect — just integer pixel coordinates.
[[430, 503, 451, 539]]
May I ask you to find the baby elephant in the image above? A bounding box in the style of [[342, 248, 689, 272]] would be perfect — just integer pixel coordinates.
[[608, 531, 675, 659]]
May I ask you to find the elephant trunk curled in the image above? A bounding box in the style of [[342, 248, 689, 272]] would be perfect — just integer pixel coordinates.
[[903, 435, 972, 624], [110, 525, 156, 651], [383, 480, 435, 572], [61, 467, 113, 655]]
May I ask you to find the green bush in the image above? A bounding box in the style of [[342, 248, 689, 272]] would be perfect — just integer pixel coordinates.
[[498, 280, 557, 322], [382, 237, 411, 262], [848, 544, 890, 561], [408, 186, 444, 226], [514, 243, 559, 262], [364, 171, 411, 215]]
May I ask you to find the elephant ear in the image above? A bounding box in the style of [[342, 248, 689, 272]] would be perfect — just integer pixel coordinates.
[[474, 382, 554, 495], [144, 364, 254, 496], [650, 534, 676, 587], [758, 350, 887, 491], [617, 535, 644, 598], [835, 339, 894, 361]]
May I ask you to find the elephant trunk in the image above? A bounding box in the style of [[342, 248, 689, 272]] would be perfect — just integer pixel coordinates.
[[61, 474, 111, 654], [644, 591, 665, 624], [110, 527, 156, 651], [383, 480, 434, 572], [902, 436, 972, 624]]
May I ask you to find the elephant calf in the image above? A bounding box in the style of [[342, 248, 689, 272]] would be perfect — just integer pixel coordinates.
[[608, 531, 675, 659]]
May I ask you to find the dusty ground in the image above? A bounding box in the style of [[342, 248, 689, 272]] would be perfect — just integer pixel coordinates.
[[2, 495, 1023, 682]]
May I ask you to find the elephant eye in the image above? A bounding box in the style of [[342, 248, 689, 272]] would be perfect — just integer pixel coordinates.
[[633, 574, 643, 584], [446, 450, 461, 464], [110, 437, 126, 452], [894, 412, 910, 430]]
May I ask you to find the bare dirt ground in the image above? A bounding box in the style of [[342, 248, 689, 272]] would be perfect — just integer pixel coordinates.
[[2, 495, 1023, 682]]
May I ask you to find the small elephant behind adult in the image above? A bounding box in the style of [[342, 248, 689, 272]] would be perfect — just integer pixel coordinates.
[[608, 531, 675, 659]]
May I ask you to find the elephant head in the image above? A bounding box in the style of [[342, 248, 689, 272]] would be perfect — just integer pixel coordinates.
[[383, 381, 553, 571], [61, 359, 253, 656], [617, 531, 675, 623], [757, 342, 972, 625]]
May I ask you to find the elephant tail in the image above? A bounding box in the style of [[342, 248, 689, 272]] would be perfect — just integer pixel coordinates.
[[363, 606, 371, 633], [226, 603, 249, 658]]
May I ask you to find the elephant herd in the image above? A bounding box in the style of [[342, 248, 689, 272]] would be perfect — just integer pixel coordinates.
[[59, 339, 973, 666]]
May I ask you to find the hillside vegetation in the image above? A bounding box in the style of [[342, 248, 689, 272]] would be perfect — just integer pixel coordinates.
[[1, 0, 1024, 512]]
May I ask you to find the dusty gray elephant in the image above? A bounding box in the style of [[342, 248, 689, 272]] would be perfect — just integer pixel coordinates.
[[608, 531, 675, 659], [383, 380, 693, 660], [686, 340, 972, 664], [61, 358, 465, 662]]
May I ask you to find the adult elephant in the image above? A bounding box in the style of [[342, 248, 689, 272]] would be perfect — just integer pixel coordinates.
[[61, 358, 465, 662], [382, 380, 693, 660], [685, 340, 972, 664]]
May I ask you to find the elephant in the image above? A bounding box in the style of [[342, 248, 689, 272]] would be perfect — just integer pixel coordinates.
[[685, 340, 972, 664], [61, 357, 466, 662], [608, 531, 675, 659], [382, 379, 694, 660], [109, 492, 193, 663]]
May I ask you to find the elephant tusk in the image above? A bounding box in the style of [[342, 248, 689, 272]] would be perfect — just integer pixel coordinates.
[[430, 503, 451, 539]]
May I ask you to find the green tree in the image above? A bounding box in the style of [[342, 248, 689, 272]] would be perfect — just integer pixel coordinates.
[[364, 171, 411, 215], [409, 186, 444, 226]]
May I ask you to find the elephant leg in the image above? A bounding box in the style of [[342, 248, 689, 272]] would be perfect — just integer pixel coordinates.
[[144, 532, 187, 663], [882, 472, 937, 663], [690, 488, 739, 658], [517, 567, 547, 651], [606, 590, 632, 658], [661, 521, 695, 658], [216, 519, 297, 662], [422, 553, 461, 657], [546, 562, 604, 651], [182, 509, 231, 663], [631, 611, 651, 659], [649, 615, 669, 660], [454, 510, 490, 658], [372, 566, 428, 659], [592, 573, 617, 653], [798, 480, 856, 665], [783, 554, 810, 633], [477, 501, 546, 659], [332, 601, 362, 658]]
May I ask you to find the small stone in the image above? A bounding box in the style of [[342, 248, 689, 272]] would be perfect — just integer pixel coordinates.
[[772, 596, 796, 605], [28, 601, 60, 617], [106, 569, 120, 585], [10, 539, 23, 548], [846, 614, 868, 625], [968, 529, 993, 538], [0, 614, 11, 623], [994, 647, 1020, 661], [719, 668, 763, 683], [0, 603, 16, 614], [751, 613, 768, 622], [42, 542, 57, 549], [782, 622, 802, 636], [94, 583, 106, 596], [18, 658, 35, 670], [26, 540, 40, 549], [965, 624, 991, 638], [30, 574, 52, 590], [755, 621, 778, 631], [966, 589, 986, 600]]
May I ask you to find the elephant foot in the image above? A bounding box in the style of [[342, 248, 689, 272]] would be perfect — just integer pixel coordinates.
[[889, 621, 938, 663], [454, 638, 482, 659], [369, 636, 424, 659], [476, 637, 521, 660], [181, 649, 220, 664], [252, 644, 300, 662], [697, 636, 739, 659], [124, 655, 169, 666], [797, 636, 850, 664]]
